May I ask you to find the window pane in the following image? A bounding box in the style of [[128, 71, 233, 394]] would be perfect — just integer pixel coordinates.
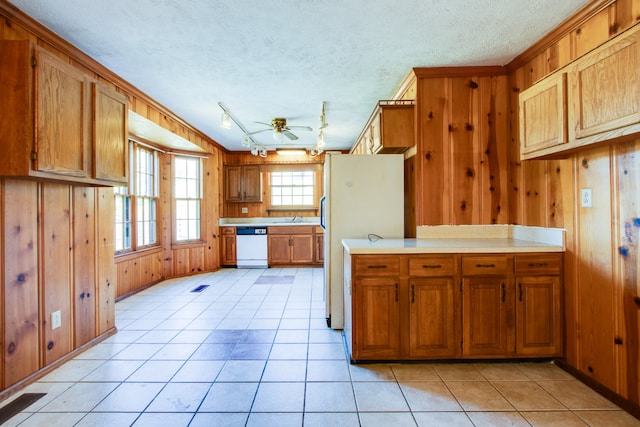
[[270, 170, 314, 207]]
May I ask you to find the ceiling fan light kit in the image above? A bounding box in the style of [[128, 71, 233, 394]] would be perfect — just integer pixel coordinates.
[[217, 101, 328, 157]]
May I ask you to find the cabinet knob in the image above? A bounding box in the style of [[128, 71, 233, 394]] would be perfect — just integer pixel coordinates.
[[518, 283, 523, 302]]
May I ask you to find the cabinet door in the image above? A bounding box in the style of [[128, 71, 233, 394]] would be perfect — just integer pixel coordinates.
[[290, 234, 314, 263], [35, 48, 89, 178], [516, 276, 562, 357], [519, 72, 568, 158], [221, 235, 236, 265], [569, 26, 640, 140], [353, 277, 401, 359], [410, 278, 457, 358], [93, 83, 128, 184], [225, 166, 243, 202], [242, 165, 262, 202], [267, 235, 291, 264], [315, 232, 324, 263], [462, 277, 513, 357]]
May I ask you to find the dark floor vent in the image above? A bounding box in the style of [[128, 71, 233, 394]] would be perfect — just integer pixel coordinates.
[[191, 284, 210, 293], [0, 393, 46, 424]]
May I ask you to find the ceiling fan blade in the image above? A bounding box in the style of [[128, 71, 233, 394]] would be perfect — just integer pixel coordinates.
[[244, 128, 272, 136], [282, 130, 299, 140], [254, 121, 274, 128], [287, 125, 313, 131]]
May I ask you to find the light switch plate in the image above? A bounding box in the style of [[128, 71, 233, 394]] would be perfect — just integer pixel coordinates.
[[581, 188, 592, 208], [241, 207, 248, 213], [51, 310, 62, 330]]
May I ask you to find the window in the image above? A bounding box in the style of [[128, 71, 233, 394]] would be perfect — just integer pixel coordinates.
[[114, 185, 131, 252], [270, 170, 315, 207], [174, 156, 202, 241], [114, 142, 159, 253]]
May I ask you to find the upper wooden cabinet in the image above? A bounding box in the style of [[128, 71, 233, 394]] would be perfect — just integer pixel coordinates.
[[518, 72, 568, 157], [225, 165, 262, 202], [519, 23, 640, 159], [0, 40, 128, 186], [352, 100, 414, 154]]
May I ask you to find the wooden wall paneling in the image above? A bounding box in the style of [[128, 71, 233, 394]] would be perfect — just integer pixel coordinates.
[[203, 153, 220, 271], [160, 154, 174, 279], [116, 260, 131, 298], [573, 5, 614, 58], [509, 70, 525, 225], [575, 145, 617, 390], [479, 75, 510, 224], [450, 77, 479, 224], [548, 158, 578, 364], [614, 139, 640, 402], [96, 188, 116, 334], [189, 247, 205, 274], [2, 180, 39, 387], [522, 160, 548, 227], [0, 12, 34, 41], [613, 0, 640, 33], [404, 156, 417, 238], [417, 77, 448, 225], [173, 248, 190, 277], [72, 187, 96, 348], [40, 183, 73, 365], [525, 52, 550, 87]]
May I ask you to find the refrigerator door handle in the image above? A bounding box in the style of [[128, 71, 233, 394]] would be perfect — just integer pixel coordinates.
[[320, 195, 326, 230]]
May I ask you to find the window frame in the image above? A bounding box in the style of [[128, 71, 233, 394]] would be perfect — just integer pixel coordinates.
[[172, 154, 204, 245], [114, 141, 161, 255]]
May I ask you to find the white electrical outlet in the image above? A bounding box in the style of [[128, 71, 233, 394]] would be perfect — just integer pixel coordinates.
[[51, 310, 62, 330], [581, 188, 592, 208], [241, 207, 248, 213]]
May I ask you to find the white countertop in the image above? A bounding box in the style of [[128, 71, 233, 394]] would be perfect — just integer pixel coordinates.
[[343, 225, 565, 254], [220, 217, 321, 227]]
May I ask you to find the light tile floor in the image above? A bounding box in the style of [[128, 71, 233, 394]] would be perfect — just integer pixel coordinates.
[[2, 267, 639, 426]]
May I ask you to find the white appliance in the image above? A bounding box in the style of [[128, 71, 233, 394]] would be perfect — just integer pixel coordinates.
[[321, 153, 404, 329], [236, 226, 268, 268]]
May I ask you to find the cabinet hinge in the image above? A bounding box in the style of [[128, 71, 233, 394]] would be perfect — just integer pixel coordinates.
[[31, 56, 37, 68], [614, 337, 623, 345], [30, 150, 37, 161]]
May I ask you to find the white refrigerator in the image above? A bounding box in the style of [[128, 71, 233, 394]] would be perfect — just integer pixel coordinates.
[[321, 153, 405, 329]]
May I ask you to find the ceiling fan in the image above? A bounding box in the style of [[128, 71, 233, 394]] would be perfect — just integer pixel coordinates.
[[245, 117, 313, 142]]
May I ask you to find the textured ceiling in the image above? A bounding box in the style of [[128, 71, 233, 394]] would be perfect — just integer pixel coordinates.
[[8, 0, 591, 152]]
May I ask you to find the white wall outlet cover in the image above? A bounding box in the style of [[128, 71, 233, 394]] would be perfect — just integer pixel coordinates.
[[241, 207, 248, 213], [581, 188, 592, 208], [51, 310, 62, 330]]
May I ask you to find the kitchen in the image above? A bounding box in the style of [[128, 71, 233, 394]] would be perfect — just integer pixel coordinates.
[[0, 0, 639, 424]]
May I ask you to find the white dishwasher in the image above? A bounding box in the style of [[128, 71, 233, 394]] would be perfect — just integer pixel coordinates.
[[236, 226, 268, 268]]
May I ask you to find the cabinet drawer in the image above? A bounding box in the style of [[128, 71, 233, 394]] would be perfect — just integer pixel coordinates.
[[221, 227, 236, 235], [515, 254, 562, 275], [354, 255, 400, 276], [408, 256, 455, 277], [267, 226, 312, 235], [462, 256, 511, 276]]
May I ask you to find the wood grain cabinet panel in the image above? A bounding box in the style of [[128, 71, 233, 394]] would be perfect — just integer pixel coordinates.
[[516, 276, 562, 356], [462, 276, 513, 357], [224, 165, 261, 202], [410, 278, 458, 358], [267, 226, 316, 265], [569, 24, 640, 141], [220, 227, 236, 266], [92, 83, 128, 184], [352, 101, 414, 155], [519, 72, 568, 158], [0, 40, 128, 186], [353, 276, 401, 359]]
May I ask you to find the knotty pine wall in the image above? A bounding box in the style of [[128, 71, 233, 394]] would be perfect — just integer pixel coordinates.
[[507, 0, 640, 408], [222, 151, 326, 218], [0, 1, 223, 396]]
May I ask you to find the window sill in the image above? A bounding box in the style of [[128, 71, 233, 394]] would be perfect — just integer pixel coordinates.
[[115, 246, 163, 263], [171, 240, 207, 250]]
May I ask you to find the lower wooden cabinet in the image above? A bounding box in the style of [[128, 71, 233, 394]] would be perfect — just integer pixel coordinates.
[[267, 226, 315, 265], [220, 227, 236, 266], [345, 252, 563, 361]]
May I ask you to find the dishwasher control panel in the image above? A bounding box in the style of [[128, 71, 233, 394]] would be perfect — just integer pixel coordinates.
[[236, 226, 267, 235]]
